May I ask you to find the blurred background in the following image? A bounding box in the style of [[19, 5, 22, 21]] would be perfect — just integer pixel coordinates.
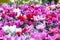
[[0, 0, 59, 5]]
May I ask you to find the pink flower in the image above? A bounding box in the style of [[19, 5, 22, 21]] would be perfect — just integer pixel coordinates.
[[36, 23, 46, 29], [0, 30, 4, 37]]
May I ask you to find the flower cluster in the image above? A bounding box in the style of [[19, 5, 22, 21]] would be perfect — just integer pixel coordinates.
[[0, 4, 60, 40]]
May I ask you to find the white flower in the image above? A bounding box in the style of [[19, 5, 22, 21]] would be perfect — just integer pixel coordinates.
[[9, 25, 16, 33], [13, 8, 20, 13], [2, 25, 9, 32], [33, 16, 39, 21], [50, 5, 56, 9], [13, 8, 22, 17], [16, 28, 22, 32], [2, 25, 17, 34], [2, 25, 22, 36], [39, 16, 45, 20], [34, 15, 41, 21]]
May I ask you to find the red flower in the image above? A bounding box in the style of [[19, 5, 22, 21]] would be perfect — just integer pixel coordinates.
[[48, 32, 55, 36], [16, 32, 21, 36], [50, 13, 56, 18], [25, 8, 28, 10], [26, 13, 36, 20], [46, 13, 56, 21], [29, 5, 35, 8], [22, 28, 27, 34], [17, 16, 26, 23], [46, 14, 49, 19], [46, 14, 52, 20], [48, 16, 52, 21]]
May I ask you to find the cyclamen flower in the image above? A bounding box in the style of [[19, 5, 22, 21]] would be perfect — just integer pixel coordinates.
[[9, 12, 17, 18], [2, 25, 16, 35], [13, 27, 22, 36], [5, 21, 13, 26], [9, 25, 16, 33], [58, 14, 60, 21], [50, 5, 56, 9], [29, 37, 36, 40], [33, 15, 45, 21], [22, 28, 27, 34], [46, 13, 56, 21], [2, 25, 22, 36], [55, 34, 60, 40], [1, 13, 11, 21], [39, 32, 47, 40], [14, 20, 23, 27], [1, 4, 60, 40], [2, 25, 9, 32], [0, 8, 4, 13], [14, 35, 25, 40], [29, 32, 40, 40], [36, 23, 46, 30], [52, 18, 58, 23], [54, 34, 60, 40], [0, 30, 5, 37], [48, 28, 59, 36], [17, 16, 26, 23], [26, 14, 36, 21], [13, 8, 21, 17], [26, 25, 34, 33], [22, 25, 34, 34]]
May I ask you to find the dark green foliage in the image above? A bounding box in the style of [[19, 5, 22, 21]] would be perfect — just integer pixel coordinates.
[[42, 0, 58, 4]]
